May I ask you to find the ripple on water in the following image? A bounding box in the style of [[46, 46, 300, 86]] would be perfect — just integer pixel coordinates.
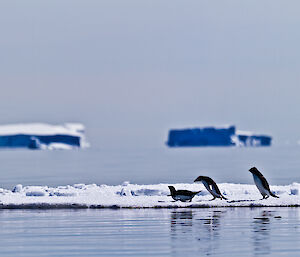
[[0, 208, 299, 256]]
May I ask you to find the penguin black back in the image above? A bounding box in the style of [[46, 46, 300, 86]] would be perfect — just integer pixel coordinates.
[[194, 175, 227, 200], [167, 186, 201, 202], [194, 176, 222, 195], [249, 167, 271, 191], [249, 167, 279, 199]]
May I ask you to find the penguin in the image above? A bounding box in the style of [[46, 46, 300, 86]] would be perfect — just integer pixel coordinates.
[[249, 167, 279, 199], [168, 186, 201, 202], [194, 176, 227, 200]]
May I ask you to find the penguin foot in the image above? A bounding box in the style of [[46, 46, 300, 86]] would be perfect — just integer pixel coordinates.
[[260, 197, 268, 200]]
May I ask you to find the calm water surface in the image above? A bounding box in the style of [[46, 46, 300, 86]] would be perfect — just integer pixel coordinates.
[[0, 208, 300, 256], [1, 146, 300, 256], [1, 146, 300, 189]]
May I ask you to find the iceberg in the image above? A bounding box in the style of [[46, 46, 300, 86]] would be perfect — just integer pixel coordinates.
[[235, 130, 272, 147], [167, 126, 272, 147], [0, 182, 299, 209], [167, 126, 236, 147], [0, 123, 89, 150]]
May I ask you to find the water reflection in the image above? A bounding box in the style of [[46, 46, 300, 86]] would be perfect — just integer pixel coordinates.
[[170, 210, 193, 235], [252, 210, 273, 256], [196, 210, 226, 256], [0, 208, 298, 257], [169, 210, 195, 256], [170, 209, 226, 256]]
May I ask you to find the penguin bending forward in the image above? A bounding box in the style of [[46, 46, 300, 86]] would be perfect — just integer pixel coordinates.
[[194, 176, 227, 200], [249, 167, 279, 199], [168, 186, 201, 202]]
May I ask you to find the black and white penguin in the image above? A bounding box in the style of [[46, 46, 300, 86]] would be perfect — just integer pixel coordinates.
[[168, 186, 201, 202], [249, 167, 279, 199], [194, 176, 227, 200]]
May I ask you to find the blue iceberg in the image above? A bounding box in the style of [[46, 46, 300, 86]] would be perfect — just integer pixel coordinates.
[[167, 126, 272, 147], [235, 132, 272, 147], [167, 126, 236, 147], [0, 123, 89, 150]]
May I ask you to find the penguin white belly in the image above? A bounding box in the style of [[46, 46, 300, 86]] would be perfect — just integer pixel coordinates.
[[203, 181, 219, 197], [253, 174, 269, 196], [174, 195, 192, 202]]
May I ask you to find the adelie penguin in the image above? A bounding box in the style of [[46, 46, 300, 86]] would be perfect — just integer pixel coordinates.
[[194, 176, 227, 200], [249, 167, 279, 199], [168, 186, 201, 202]]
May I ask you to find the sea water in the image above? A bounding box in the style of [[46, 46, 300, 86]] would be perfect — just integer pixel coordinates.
[[0, 145, 300, 189], [0, 208, 300, 256], [0, 146, 300, 256]]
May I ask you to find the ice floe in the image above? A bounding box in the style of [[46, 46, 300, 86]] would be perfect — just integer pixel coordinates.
[[0, 182, 300, 209]]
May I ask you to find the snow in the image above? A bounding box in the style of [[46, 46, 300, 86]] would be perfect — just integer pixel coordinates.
[[0, 182, 300, 209], [0, 123, 82, 136]]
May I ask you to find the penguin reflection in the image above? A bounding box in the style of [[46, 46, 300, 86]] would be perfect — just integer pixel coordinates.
[[252, 210, 272, 255], [170, 210, 193, 234], [198, 210, 224, 237], [196, 210, 226, 256], [170, 210, 199, 256]]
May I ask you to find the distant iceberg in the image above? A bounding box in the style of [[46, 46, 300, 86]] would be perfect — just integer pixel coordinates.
[[167, 126, 271, 147], [234, 130, 272, 147], [0, 123, 89, 150]]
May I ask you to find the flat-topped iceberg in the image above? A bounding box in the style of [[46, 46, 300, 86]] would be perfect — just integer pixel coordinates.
[[0, 182, 299, 208], [167, 126, 272, 147], [235, 130, 272, 147], [0, 123, 89, 150]]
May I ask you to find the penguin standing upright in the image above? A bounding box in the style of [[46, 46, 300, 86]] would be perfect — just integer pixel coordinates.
[[194, 176, 227, 200], [249, 167, 279, 199]]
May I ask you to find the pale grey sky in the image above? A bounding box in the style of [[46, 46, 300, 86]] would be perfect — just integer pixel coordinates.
[[1, 0, 300, 147]]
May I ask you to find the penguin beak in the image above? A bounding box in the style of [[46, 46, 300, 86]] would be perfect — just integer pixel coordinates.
[[194, 177, 200, 182]]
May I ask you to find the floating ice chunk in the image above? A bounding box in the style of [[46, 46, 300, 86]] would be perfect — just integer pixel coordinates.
[[122, 181, 130, 186], [166, 126, 272, 147], [0, 123, 89, 150], [49, 191, 77, 197], [26, 191, 46, 197], [290, 183, 300, 195], [235, 130, 272, 147], [167, 126, 236, 147], [73, 184, 86, 189], [119, 188, 133, 196], [46, 143, 74, 150], [12, 184, 23, 193], [290, 189, 298, 195]]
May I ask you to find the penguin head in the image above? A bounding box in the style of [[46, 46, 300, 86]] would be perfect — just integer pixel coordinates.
[[249, 167, 258, 174], [168, 186, 176, 195], [194, 176, 205, 182], [249, 167, 263, 177]]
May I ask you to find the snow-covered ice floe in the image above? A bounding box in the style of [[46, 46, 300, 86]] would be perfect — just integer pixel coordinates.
[[0, 182, 300, 209], [0, 123, 89, 150]]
